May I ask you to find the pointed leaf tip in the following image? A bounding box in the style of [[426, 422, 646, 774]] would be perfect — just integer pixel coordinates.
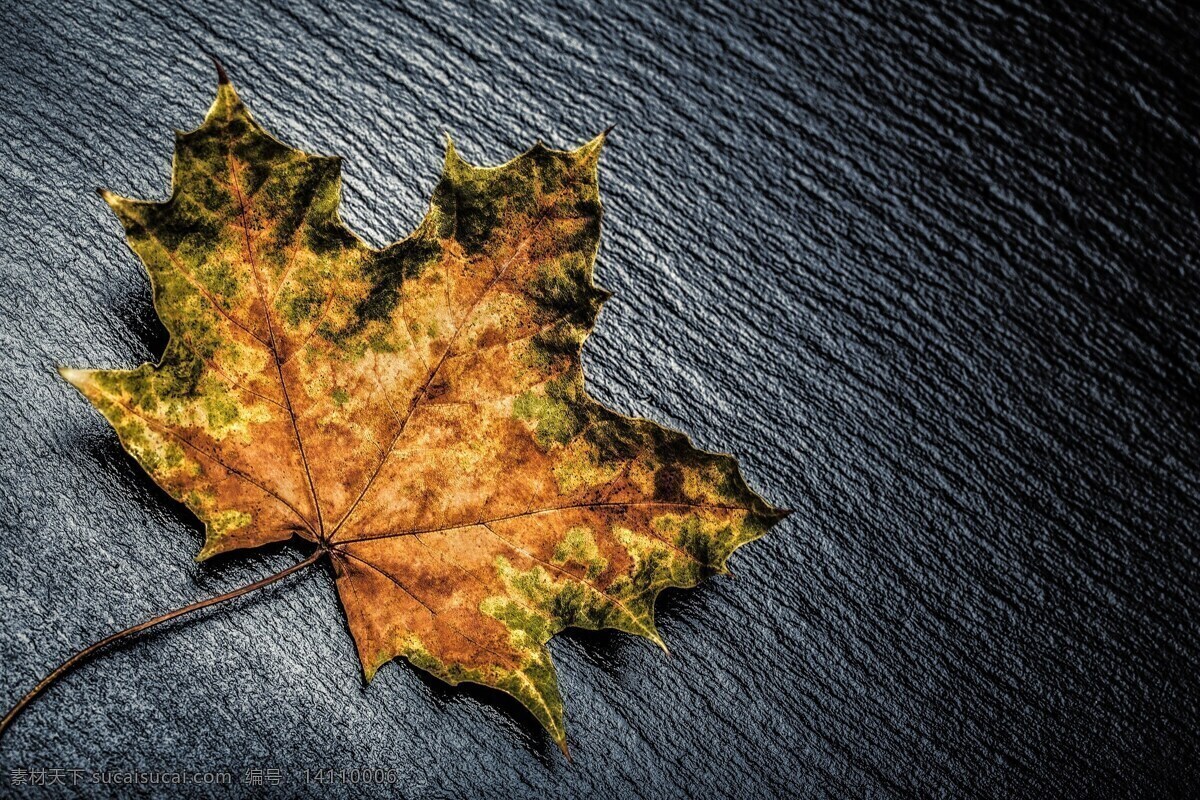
[[443, 133, 468, 173], [209, 53, 230, 85], [58, 367, 90, 390], [96, 189, 136, 215], [575, 128, 612, 162], [194, 538, 224, 562]]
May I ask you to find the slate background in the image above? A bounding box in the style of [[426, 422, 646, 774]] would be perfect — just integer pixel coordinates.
[[1, 0, 1198, 797]]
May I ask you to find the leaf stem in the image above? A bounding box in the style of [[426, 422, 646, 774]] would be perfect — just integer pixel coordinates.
[[0, 549, 323, 743]]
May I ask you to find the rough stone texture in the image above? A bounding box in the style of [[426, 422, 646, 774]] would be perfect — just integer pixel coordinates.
[[0, 0, 1197, 797]]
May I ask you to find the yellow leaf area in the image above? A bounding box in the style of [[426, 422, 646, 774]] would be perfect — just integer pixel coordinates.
[[63, 73, 786, 753]]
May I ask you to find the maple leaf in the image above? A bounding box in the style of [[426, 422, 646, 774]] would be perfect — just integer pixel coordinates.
[[50, 69, 785, 752]]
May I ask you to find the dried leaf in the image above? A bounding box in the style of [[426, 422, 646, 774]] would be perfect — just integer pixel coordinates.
[[63, 71, 785, 752]]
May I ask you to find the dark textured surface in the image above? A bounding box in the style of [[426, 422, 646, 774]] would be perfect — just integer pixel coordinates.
[[1, 0, 1198, 797]]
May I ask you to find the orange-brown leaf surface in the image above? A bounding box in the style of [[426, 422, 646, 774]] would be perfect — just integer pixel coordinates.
[[62, 71, 785, 751]]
